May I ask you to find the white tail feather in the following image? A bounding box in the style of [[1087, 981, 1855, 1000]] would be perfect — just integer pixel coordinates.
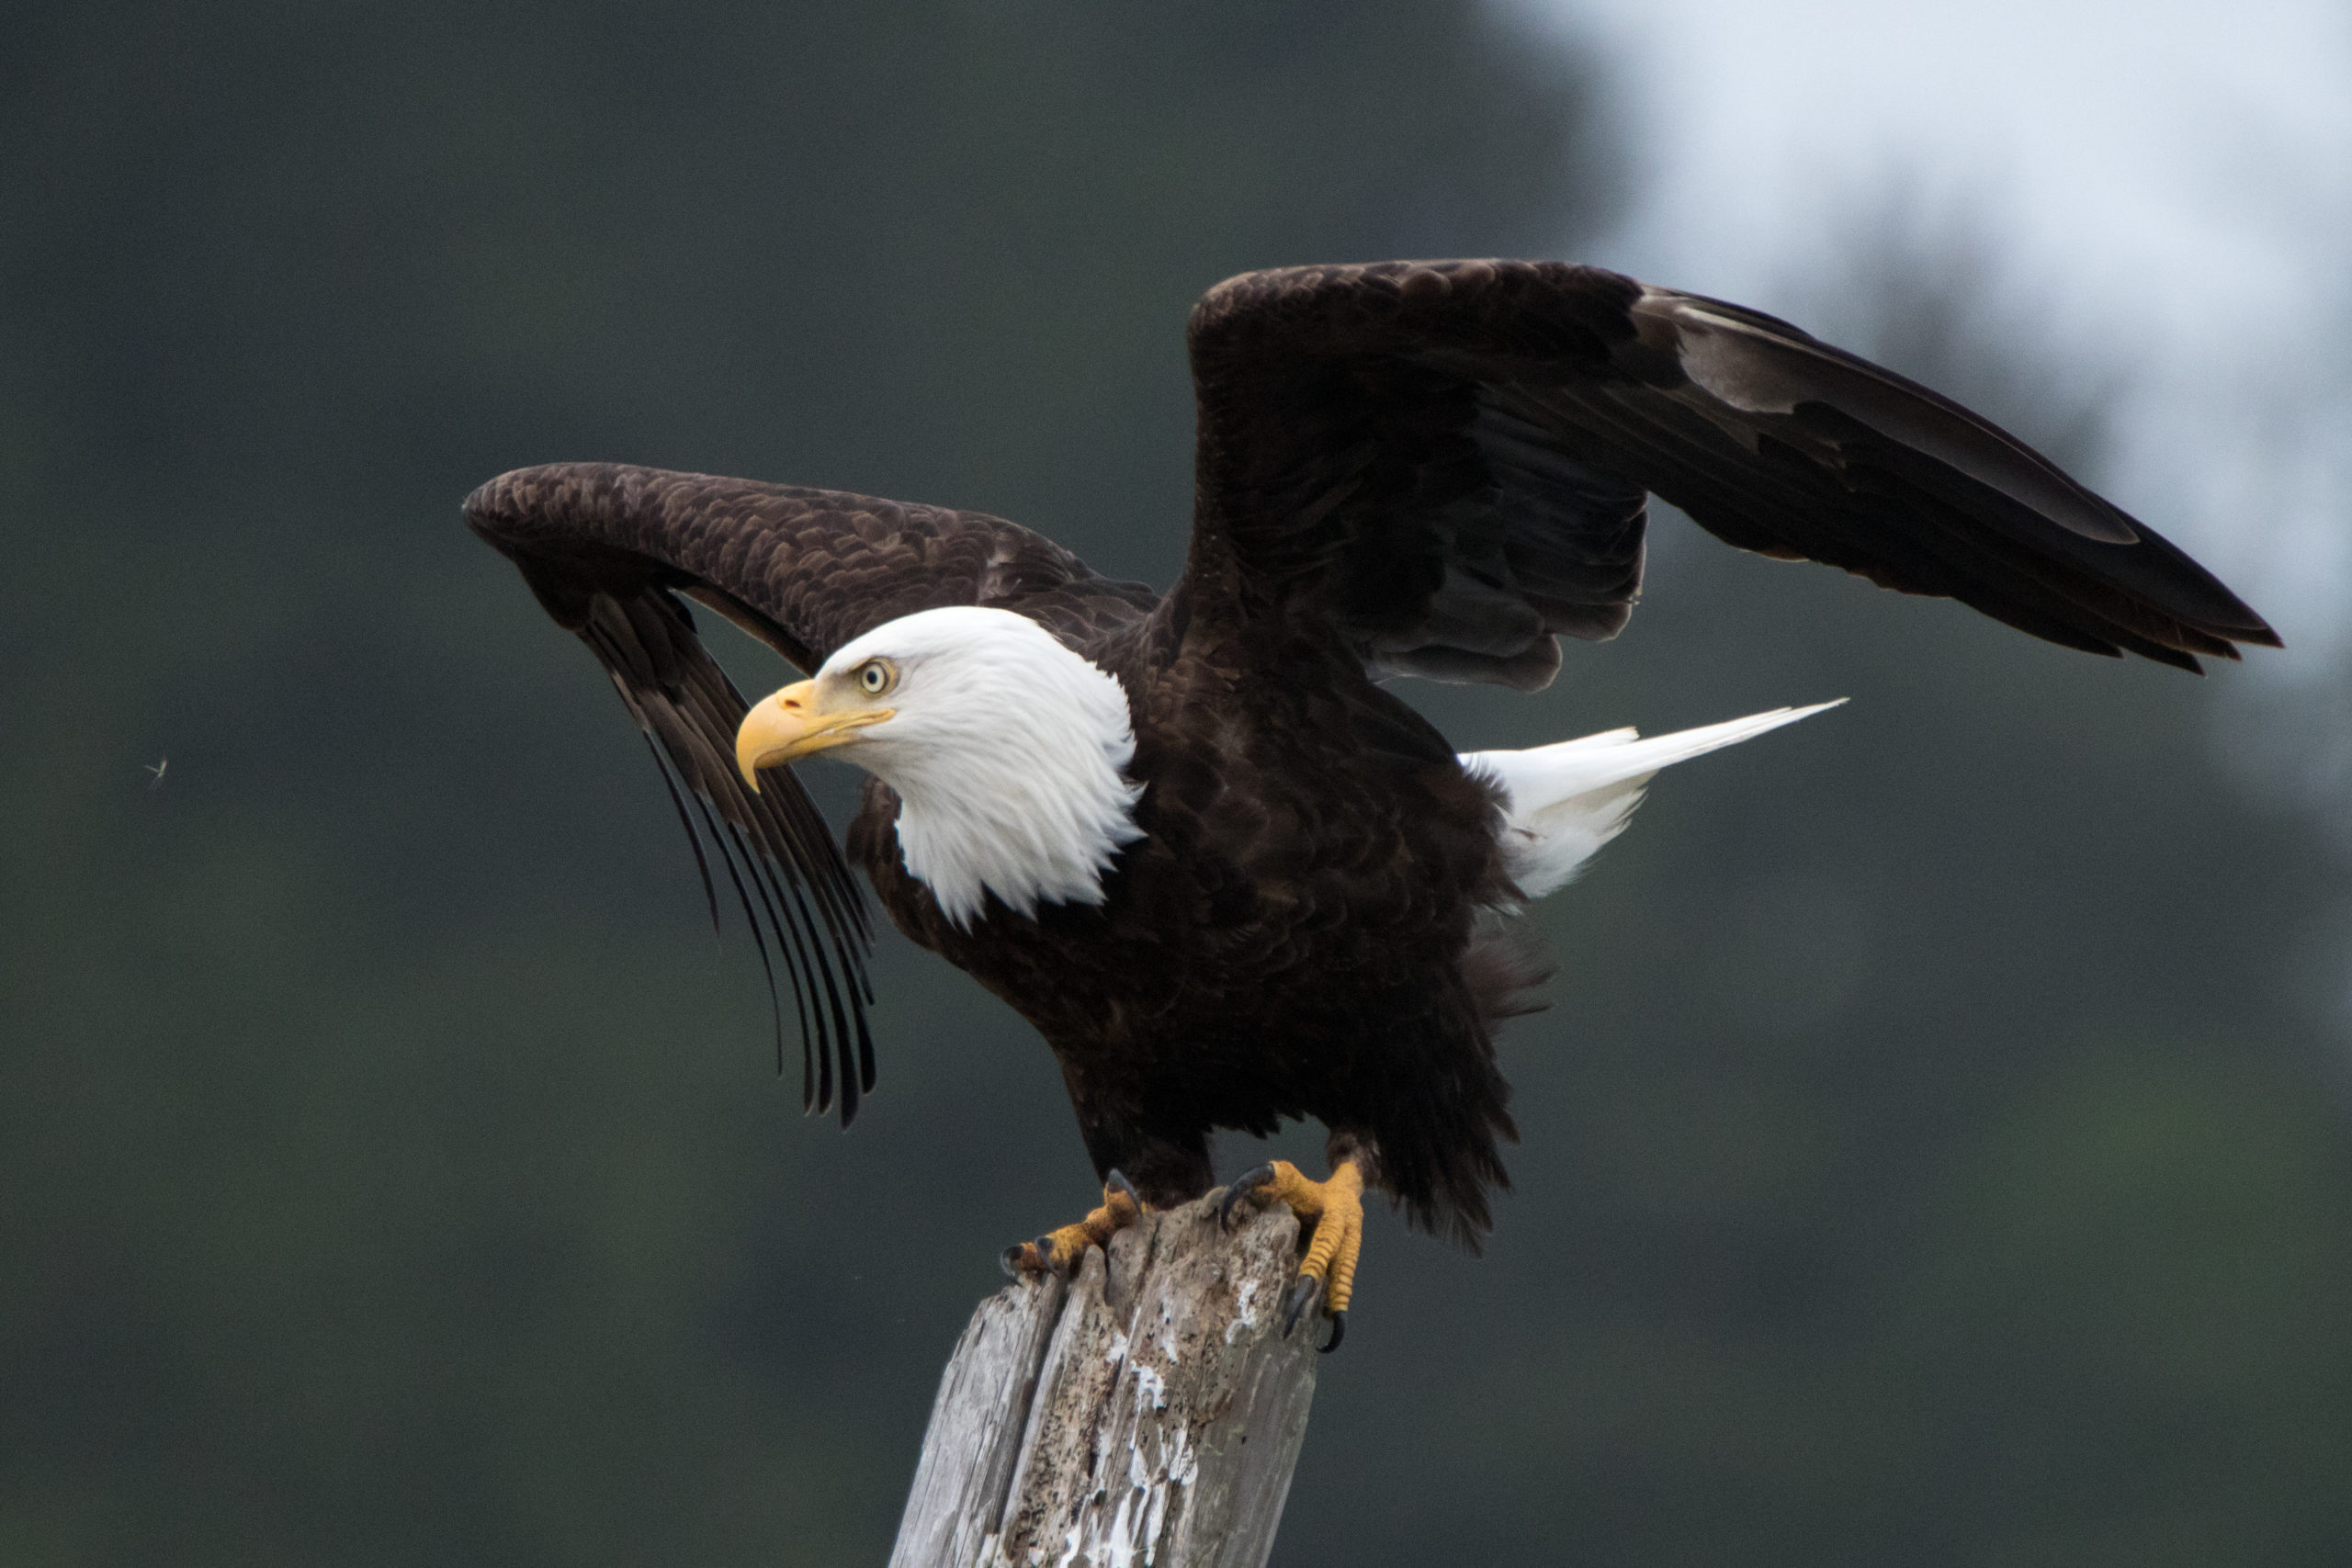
[[1462, 701, 1844, 898]]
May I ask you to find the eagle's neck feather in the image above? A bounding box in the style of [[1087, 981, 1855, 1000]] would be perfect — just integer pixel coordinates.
[[833, 609, 1145, 930]]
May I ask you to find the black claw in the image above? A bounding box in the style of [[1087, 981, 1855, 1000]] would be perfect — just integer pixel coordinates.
[[1282, 1274, 1323, 1338], [1033, 1234, 1060, 1272], [1317, 1311, 1346, 1354], [1219, 1162, 1279, 1232], [1105, 1168, 1141, 1208], [1000, 1244, 1032, 1280]]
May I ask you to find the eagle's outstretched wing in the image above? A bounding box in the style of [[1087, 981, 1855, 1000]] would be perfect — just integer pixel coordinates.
[[465, 462, 1156, 1122], [1184, 260, 2276, 689]]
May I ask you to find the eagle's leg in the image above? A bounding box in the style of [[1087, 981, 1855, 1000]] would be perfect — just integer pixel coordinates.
[[1218, 1156, 1365, 1352], [1001, 1170, 1146, 1277]]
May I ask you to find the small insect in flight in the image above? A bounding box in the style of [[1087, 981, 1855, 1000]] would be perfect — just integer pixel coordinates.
[[144, 756, 167, 790]]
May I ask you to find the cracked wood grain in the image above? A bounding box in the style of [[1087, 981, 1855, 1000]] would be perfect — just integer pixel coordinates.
[[889, 1191, 1319, 1568]]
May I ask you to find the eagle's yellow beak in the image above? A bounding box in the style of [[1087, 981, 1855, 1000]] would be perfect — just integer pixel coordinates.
[[734, 679, 894, 791]]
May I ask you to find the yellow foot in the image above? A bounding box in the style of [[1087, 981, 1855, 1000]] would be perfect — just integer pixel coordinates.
[[1218, 1157, 1365, 1352], [1001, 1170, 1146, 1277]]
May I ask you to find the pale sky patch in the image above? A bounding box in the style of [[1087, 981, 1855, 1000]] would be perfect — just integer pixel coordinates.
[[1517, 0, 2352, 653]]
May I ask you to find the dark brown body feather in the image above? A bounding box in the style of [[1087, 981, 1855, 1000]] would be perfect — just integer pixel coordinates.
[[851, 604, 1522, 1242], [467, 260, 2274, 1247]]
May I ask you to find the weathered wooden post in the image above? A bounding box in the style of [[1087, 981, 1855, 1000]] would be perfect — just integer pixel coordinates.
[[889, 1191, 1322, 1568]]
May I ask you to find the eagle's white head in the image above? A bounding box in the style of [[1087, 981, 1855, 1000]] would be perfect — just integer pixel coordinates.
[[735, 605, 1145, 930]]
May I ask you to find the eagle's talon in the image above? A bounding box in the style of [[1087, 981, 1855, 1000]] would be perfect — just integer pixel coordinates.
[[1011, 1178, 1146, 1277], [1282, 1274, 1323, 1338], [1237, 1156, 1365, 1347], [1318, 1311, 1346, 1354], [1001, 1238, 1055, 1277], [1219, 1161, 1280, 1232]]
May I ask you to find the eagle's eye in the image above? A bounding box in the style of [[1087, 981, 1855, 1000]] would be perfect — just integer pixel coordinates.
[[855, 659, 896, 697]]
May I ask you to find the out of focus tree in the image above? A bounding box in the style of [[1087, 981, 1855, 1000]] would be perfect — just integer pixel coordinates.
[[0, 3, 1615, 1563], [3, 5, 2347, 1565]]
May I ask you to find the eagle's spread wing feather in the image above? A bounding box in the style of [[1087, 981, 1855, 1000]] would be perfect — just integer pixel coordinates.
[[465, 462, 1157, 1122], [1185, 260, 2278, 685]]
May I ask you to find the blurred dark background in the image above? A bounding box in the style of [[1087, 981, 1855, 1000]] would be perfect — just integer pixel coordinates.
[[5, 3, 2348, 1562]]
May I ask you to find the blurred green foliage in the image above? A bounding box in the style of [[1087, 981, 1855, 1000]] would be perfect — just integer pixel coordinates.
[[2, 3, 2346, 1564]]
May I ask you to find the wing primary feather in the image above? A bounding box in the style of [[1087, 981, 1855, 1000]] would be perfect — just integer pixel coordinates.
[[662, 656, 845, 1111], [749, 813, 863, 1126], [694, 655, 877, 1015], [739, 823, 820, 1088], [770, 851, 856, 1104], [726, 818, 815, 1086], [587, 613, 857, 1101], [854, 993, 876, 1093], [742, 810, 871, 1119], [750, 838, 820, 1084], [667, 648, 865, 1122], [732, 764, 876, 1090], [726, 790, 844, 1091], [774, 787, 876, 957], [786, 851, 870, 1109], [644, 688, 813, 1086], [640, 733, 724, 942], [741, 818, 836, 1118], [752, 780, 869, 964], [685, 784, 800, 1104], [722, 814, 842, 1116]]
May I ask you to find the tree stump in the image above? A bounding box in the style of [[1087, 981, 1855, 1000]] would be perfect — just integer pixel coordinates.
[[889, 1191, 1321, 1568]]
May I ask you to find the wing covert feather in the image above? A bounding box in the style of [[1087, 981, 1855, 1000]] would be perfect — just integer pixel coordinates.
[[1184, 260, 2275, 682], [466, 462, 1156, 1122]]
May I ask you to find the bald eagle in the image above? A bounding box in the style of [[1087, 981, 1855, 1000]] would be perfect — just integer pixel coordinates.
[[468, 261, 2273, 1345]]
